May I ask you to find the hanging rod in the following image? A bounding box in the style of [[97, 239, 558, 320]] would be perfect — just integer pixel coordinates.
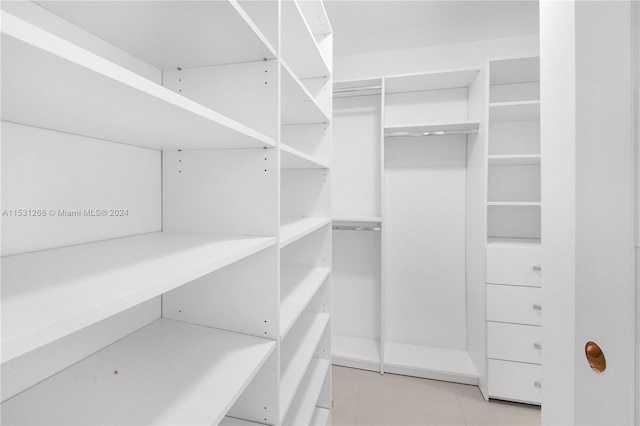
[[333, 85, 382, 94], [332, 225, 381, 232], [385, 129, 478, 138]]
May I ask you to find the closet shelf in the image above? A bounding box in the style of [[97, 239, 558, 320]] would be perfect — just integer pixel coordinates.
[[281, 60, 329, 125], [1, 12, 275, 150], [281, 267, 331, 338], [489, 100, 540, 122], [33, 0, 276, 69], [280, 312, 330, 420], [280, 217, 331, 247], [221, 418, 266, 426], [333, 335, 381, 371], [384, 342, 479, 385], [333, 78, 382, 98], [0, 319, 276, 425], [332, 217, 382, 224], [281, 0, 330, 80], [281, 143, 330, 169], [310, 407, 331, 426], [384, 121, 480, 137], [488, 201, 541, 207], [488, 154, 541, 165], [385, 68, 480, 93], [296, 1, 333, 36], [487, 237, 541, 249], [282, 359, 330, 426], [2, 232, 276, 362]]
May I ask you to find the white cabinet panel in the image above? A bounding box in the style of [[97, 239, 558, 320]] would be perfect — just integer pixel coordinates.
[[487, 285, 542, 326], [486, 245, 541, 286], [487, 322, 542, 365], [488, 359, 542, 405]]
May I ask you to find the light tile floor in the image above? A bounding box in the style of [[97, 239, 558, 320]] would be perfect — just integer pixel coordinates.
[[332, 366, 541, 426]]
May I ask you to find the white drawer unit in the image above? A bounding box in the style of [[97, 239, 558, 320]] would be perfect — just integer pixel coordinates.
[[487, 322, 542, 364], [487, 284, 542, 326], [486, 244, 541, 286], [488, 359, 542, 405]]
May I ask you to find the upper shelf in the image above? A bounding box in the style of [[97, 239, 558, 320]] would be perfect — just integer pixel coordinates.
[[490, 57, 540, 86], [280, 217, 331, 248], [281, 144, 330, 169], [385, 69, 480, 94], [489, 101, 540, 122], [281, 61, 330, 125], [296, 0, 332, 36], [281, 0, 330, 80], [1, 319, 276, 425], [385, 121, 480, 137], [488, 154, 541, 166], [1, 12, 276, 150], [333, 78, 383, 98], [34, 0, 276, 69], [2, 231, 276, 362]]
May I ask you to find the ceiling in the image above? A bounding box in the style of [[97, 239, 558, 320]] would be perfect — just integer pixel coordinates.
[[324, 1, 539, 57]]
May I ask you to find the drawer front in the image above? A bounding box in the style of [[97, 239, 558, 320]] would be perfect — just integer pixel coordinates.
[[487, 285, 542, 326], [488, 322, 542, 364], [486, 246, 541, 286], [488, 359, 542, 405]]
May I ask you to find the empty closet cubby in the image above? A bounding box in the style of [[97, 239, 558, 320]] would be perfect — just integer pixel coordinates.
[[486, 56, 542, 406], [1, 0, 332, 424]]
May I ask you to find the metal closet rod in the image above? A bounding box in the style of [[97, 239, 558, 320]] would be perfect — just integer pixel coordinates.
[[333, 85, 382, 93], [332, 225, 381, 232], [385, 129, 478, 138]]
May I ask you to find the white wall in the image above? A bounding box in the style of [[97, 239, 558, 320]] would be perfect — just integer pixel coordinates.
[[334, 35, 539, 81]]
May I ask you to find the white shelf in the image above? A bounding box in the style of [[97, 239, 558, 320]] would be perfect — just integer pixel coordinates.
[[281, 267, 331, 338], [282, 359, 330, 426], [310, 407, 331, 426], [280, 312, 330, 420], [280, 217, 331, 247], [489, 101, 540, 122], [333, 78, 382, 98], [332, 217, 382, 224], [220, 417, 266, 426], [384, 341, 479, 385], [1, 319, 276, 425], [487, 237, 541, 248], [488, 201, 541, 207], [385, 68, 480, 93], [281, 143, 330, 169], [281, 60, 329, 125], [2, 232, 276, 362], [385, 121, 480, 136], [333, 335, 381, 371], [1, 12, 275, 150], [281, 0, 330, 79], [490, 57, 540, 86], [488, 154, 541, 166], [35, 0, 277, 69], [297, 1, 332, 36]]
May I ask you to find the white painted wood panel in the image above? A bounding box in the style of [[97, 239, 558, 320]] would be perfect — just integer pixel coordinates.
[[489, 57, 540, 86], [488, 120, 540, 155], [490, 82, 540, 103], [281, 224, 331, 269], [282, 359, 330, 426], [162, 247, 278, 339], [281, 123, 331, 166], [488, 164, 540, 202], [280, 217, 331, 248], [281, 143, 329, 169], [163, 149, 277, 236], [281, 169, 331, 218], [384, 138, 467, 349], [332, 335, 381, 371], [1, 232, 275, 362], [488, 359, 542, 405], [489, 101, 540, 122], [281, 267, 330, 338], [384, 88, 468, 127], [1, 319, 276, 425], [486, 285, 542, 326], [486, 243, 541, 286], [281, 61, 329, 126], [310, 407, 330, 426], [35, 0, 276, 69], [487, 322, 542, 365], [487, 205, 541, 239], [332, 94, 381, 219], [1, 122, 161, 256], [1, 14, 275, 150], [385, 69, 479, 93]]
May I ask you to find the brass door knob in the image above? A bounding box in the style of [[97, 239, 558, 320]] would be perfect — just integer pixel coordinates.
[[585, 341, 606, 373]]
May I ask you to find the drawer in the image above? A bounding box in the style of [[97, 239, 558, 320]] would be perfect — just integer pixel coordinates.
[[488, 359, 542, 405], [487, 245, 541, 286], [487, 285, 542, 326], [488, 322, 542, 364]]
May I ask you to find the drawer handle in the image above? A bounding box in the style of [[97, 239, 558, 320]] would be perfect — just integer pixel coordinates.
[[533, 342, 542, 350], [534, 381, 542, 389], [533, 304, 542, 311], [532, 265, 542, 272]]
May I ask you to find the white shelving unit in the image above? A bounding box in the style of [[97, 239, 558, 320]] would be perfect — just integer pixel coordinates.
[[486, 56, 542, 405], [1, 1, 332, 424]]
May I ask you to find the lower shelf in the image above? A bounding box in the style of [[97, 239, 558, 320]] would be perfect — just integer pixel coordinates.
[[283, 358, 330, 426], [309, 407, 330, 426], [220, 417, 266, 425], [1, 319, 276, 425], [332, 334, 381, 372], [384, 341, 479, 385]]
